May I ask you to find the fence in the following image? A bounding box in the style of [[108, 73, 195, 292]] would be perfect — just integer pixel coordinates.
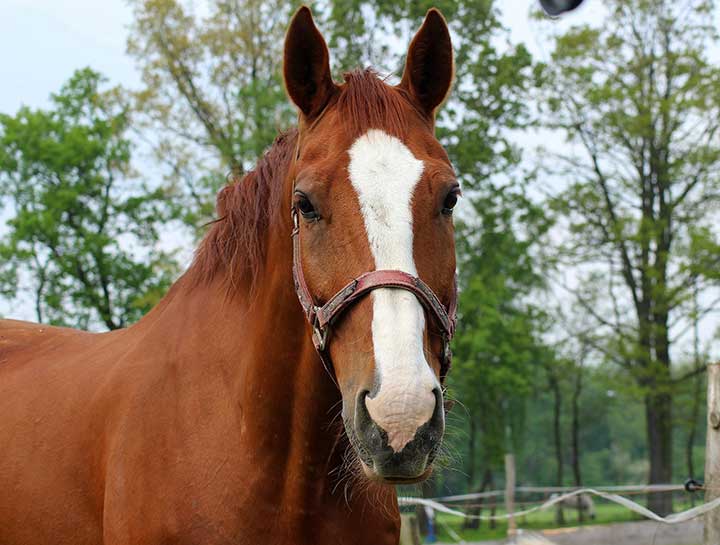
[[398, 363, 720, 544], [399, 485, 718, 544], [399, 484, 720, 522]]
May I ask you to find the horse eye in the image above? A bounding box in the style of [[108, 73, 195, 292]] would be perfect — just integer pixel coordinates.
[[442, 188, 460, 215], [295, 194, 319, 220]]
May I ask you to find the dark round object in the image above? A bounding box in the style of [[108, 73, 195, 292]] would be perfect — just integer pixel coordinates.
[[684, 478, 704, 493], [539, 0, 585, 16]]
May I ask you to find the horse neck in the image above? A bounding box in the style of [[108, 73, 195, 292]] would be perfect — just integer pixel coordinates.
[[135, 196, 345, 502], [232, 226, 346, 494]]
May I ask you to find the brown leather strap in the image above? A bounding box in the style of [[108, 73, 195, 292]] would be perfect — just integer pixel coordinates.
[[291, 208, 457, 378], [291, 211, 316, 322], [315, 270, 455, 335]]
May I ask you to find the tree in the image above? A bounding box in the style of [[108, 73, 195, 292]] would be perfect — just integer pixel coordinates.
[[450, 183, 553, 502], [568, 348, 587, 519], [545, 357, 566, 524], [0, 68, 177, 330], [541, 338, 591, 523], [127, 0, 296, 226], [539, 0, 720, 514]]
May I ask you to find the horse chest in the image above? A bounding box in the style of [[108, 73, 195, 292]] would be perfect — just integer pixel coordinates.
[[100, 445, 399, 545]]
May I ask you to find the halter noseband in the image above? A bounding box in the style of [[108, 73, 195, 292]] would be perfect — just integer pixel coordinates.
[[291, 207, 458, 379]]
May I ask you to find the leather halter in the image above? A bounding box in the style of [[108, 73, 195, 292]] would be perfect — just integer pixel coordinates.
[[291, 207, 458, 379]]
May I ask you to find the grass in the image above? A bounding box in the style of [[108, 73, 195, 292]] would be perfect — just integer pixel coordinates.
[[422, 499, 699, 542]]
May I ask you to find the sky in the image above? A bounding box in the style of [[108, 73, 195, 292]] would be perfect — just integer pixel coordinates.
[[0, 0, 138, 113], [0, 0, 606, 114], [0, 0, 718, 359]]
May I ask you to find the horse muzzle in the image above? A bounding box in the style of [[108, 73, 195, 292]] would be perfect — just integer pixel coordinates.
[[348, 388, 445, 483]]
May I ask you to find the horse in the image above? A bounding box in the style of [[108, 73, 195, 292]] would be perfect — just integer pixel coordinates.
[[0, 7, 458, 545]]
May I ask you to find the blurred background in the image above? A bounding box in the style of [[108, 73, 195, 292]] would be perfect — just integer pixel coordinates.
[[1, 0, 719, 542]]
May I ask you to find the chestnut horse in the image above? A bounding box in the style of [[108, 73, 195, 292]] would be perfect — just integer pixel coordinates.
[[0, 7, 458, 545]]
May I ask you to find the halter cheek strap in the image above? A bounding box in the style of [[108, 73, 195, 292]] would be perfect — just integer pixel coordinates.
[[291, 207, 457, 379]]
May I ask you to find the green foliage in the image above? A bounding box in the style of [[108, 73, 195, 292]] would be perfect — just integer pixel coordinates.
[[538, 0, 720, 512], [540, 0, 720, 329], [449, 184, 554, 474], [0, 68, 177, 330], [127, 0, 297, 227]]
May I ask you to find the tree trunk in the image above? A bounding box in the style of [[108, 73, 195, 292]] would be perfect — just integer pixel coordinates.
[[463, 417, 479, 530], [646, 390, 673, 516], [417, 475, 436, 535], [688, 282, 703, 506], [489, 471, 497, 530], [687, 374, 701, 507], [464, 468, 493, 530], [468, 417, 476, 487], [463, 468, 494, 530], [571, 362, 584, 521], [550, 374, 565, 524], [646, 301, 674, 516]]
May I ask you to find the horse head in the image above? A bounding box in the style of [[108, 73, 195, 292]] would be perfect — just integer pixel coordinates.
[[283, 7, 458, 484]]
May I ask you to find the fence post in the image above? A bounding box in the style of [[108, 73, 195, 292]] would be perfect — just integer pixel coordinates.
[[705, 363, 720, 545], [399, 514, 421, 545], [505, 453, 516, 536]]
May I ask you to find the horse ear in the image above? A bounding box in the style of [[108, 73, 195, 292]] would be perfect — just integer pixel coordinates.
[[399, 9, 454, 119], [283, 6, 336, 119]]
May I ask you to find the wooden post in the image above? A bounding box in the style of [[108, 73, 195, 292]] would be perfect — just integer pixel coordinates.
[[704, 363, 720, 545], [399, 514, 421, 545], [505, 453, 517, 536]]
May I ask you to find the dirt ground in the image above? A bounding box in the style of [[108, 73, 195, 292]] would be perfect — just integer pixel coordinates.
[[439, 519, 703, 545]]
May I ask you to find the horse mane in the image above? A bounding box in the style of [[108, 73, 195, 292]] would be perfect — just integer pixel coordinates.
[[188, 129, 297, 294], [188, 69, 417, 295]]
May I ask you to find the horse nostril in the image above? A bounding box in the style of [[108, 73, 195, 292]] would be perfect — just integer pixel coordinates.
[[431, 387, 440, 400], [431, 387, 442, 415], [354, 390, 370, 424], [354, 389, 387, 454]]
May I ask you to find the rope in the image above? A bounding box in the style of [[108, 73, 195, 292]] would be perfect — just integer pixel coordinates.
[[398, 487, 720, 524], [434, 483, 685, 502], [435, 518, 466, 544]]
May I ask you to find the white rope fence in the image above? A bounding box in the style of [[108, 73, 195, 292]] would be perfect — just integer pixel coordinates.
[[432, 484, 683, 503], [399, 486, 720, 524]]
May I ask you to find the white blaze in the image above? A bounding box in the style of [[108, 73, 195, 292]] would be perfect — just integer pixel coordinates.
[[347, 129, 439, 453]]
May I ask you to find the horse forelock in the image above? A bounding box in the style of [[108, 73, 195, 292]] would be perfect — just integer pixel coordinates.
[[336, 68, 419, 139]]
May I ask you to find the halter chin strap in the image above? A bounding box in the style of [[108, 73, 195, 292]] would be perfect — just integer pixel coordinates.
[[291, 207, 457, 380]]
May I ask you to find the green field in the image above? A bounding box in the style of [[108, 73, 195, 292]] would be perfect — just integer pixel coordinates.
[[425, 499, 697, 542]]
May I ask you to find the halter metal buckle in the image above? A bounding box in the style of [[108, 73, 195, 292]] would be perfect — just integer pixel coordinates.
[[309, 307, 328, 351], [312, 322, 328, 352]]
